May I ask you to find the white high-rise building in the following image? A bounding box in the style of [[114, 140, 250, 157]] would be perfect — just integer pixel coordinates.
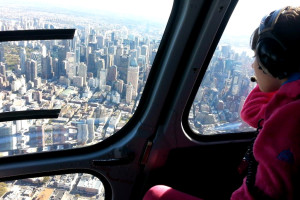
[[78, 63, 87, 86], [127, 58, 139, 97], [98, 68, 106, 90], [126, 84, 133, 104], [87, 119, 95, 143], [77, 123, 88, 145]]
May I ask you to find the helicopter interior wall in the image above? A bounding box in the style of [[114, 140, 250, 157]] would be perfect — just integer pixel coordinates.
[[143, 141, 250, 200]]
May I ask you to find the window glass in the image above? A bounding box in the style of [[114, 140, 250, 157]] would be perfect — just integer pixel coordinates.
[[0, 0, 173, 156], [0, 173, 104, 199], [188, 0, 299, 135]]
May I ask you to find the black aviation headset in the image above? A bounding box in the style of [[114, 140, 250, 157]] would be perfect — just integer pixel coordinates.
[[256, 6, 293, 79]]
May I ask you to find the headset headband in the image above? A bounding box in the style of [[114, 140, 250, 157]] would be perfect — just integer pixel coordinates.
[[257, 6, 289, 51]]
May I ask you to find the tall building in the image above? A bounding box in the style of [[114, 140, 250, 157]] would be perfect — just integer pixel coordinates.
[[125, 84, 133, 104], [78, 63, 87, 86], [141, 45, 149, 57], [41, 53, 53, 79], [30, 52, 42, 74], [53, 58, 59, 78], [87, 118, 95, 143], [108, 46, 116, 55], [75, 47, 80, 63], [67, 64, 77, 79], [57, 60, 67, 78], [135, 36, 140, 48], [107, 65, 118, 83], [95, 58, 105, 72], [87, 53, 96, 74], [130, 49, 138, 59], [0, 62, 6, 77], [20, 48, 27, 73], [141, 45, 149, 66], [221, 45, 231, 58], [25, 59, 37, 82], [77, 123, 88, 145], [34, 77, 42, 89], [107, 54, 114, 68], [73, 76, 84, 87], [80, 44, 87, 63], [66, 52, 76, 63], [118, 55, 130, 81], [96, 35, 104, 49], [115, 79, 124, 94], [0, 44, 4, 63], [58, 45, 67, 62], [114, 45, 123, 66], [98, 68, 106, 90], [150, 49, 157, 65], [127, 58, 139, 97]]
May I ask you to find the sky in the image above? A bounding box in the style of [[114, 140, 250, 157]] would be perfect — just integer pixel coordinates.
[[225, 0, 300, 37], [0, 0, 174, 23]]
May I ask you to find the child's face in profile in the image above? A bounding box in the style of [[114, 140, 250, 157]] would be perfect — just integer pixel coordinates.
[[252, 56, 286, 92]]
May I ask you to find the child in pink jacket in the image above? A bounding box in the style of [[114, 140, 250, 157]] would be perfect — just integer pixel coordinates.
[[144, 6, 300, 200]]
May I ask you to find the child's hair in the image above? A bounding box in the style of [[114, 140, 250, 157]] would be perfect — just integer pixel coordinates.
[[250, 6, 300, 75], [250, 6, 300, 51]]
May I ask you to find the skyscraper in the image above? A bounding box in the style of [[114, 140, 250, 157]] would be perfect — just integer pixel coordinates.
[[77, 123, 88, 145], [141, 45, 149, 57], [125, 84, 133, 104], [115, 79, 124, 94], [53, 58, 59, 78], [58, 60, 68, 77], [96, 35, 104, 49], [87, 53, 96, 74], [25, 59, 37, 82], [107, 65, 118, 83], [20, 48, 27, 73], [114, 45, 123, 66], [98, 68, 106, 90], [78, 63, 87, 86], [127, 58, 139, 97], [87, 118, 95, 143], [30, 52, 42, 75], [0, 62, 6, 77], [150, 49, 157, 65], [118, 55, 130, 81], [42, 53, 53, 79], [0, 44, 5, 63]]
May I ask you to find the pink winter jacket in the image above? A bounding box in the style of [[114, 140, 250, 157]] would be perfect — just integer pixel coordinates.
[[231, 81, 300, 199]]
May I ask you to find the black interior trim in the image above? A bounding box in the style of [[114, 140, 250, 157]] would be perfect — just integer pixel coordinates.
[[0, 29, 75, 42], [0, 109, 61, 122]]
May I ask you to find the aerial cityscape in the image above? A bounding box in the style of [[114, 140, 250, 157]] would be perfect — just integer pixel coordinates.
[[189, 43, 256, 135], [1, 173, 104, 200], [0, 1, 257, 199], [0, 4, 165, 157]]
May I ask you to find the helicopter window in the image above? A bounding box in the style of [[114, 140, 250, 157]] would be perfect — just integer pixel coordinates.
[[188, 0, 298, 135], [0, 0, 173, 157]]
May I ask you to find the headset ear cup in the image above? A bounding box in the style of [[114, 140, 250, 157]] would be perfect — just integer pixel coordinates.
[[256, 38, 287, 78]]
